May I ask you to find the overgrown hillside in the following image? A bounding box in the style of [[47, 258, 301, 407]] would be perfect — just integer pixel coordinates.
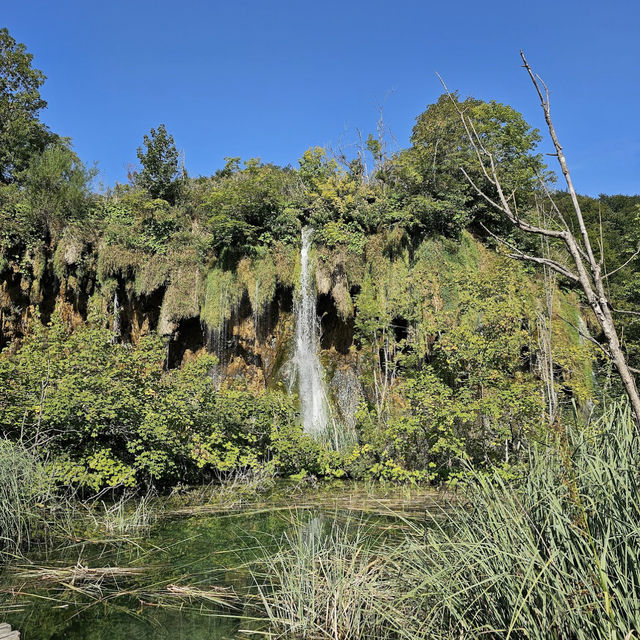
[[3, 27, 639, 492]]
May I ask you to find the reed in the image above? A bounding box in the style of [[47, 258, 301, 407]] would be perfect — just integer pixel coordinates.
[[254, 513, 395, 640], [0, 440, 53, 560], [86, 491, 158, 537], [253, 404, 640, 639]]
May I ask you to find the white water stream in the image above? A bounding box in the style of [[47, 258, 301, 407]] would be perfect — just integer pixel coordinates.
[[293, 228, 329, 436]]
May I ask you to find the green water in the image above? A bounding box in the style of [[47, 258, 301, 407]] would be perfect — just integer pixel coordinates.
[[0, 483, 441, 640]]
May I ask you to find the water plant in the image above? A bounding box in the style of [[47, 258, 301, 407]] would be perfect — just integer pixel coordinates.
[[253, 404, 640, 639], [0, 440, 53, 561], [254, 513, 394, 640]]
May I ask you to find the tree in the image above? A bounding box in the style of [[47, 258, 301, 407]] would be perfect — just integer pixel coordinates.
[[0, 28, 57, 184], [134, 124, 185, 204], [446, 53, 640, 426], [25, 141, 94, 238], [389, 93, 545, 236]]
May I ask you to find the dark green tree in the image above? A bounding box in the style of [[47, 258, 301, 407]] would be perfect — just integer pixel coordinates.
[[0, 27, 57, 184], [390, 93, 544, 236], [134, 124, 185, 204]]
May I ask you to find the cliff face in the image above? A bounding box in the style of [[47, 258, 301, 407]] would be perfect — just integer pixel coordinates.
[[0, 226, 600, 485], [0, 230, 596, 439], [0, 245, 360, 398]]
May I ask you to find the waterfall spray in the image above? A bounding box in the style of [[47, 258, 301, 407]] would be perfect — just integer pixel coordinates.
[[293, 228, 329, 436]]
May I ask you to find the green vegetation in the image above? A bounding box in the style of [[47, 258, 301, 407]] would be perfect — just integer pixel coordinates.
[[133, 124, 185, 205], [2, 28, 640, 638], [255, 405, 640, 639], [0, 312, 307, 489], [256, 515, 390, 640], [0, 27, 610, 493], [0, 440, 53, 557], [0, 27, 58, 185]]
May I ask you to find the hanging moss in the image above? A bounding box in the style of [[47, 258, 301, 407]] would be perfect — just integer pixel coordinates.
[[315, 244, 363, 318], [331, 279, 353, 320], [272, 242, 297, 288], [52, 232, 84, 280], [134, 254, 171, 296], [237, 255, 277, 319], [552, 292, 596, 403], [158, 267, 203, 335], [200, 268, 242, 331], [97, 243, 143, 282], [27, 245, 48, 304]]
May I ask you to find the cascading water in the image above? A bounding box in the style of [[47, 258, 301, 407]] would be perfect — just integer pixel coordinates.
[[111, 290, 121, 343], [293, 228, 329, 436]]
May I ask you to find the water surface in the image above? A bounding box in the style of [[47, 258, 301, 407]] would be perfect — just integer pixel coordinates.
[[1, 482, 443, 639]]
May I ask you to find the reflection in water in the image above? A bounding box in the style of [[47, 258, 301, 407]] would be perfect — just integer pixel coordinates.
[[2, 484, 441, 640]]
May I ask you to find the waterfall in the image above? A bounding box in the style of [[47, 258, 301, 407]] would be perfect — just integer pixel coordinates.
[[111, 290, 121, 343], [293, 228, 329, 436]]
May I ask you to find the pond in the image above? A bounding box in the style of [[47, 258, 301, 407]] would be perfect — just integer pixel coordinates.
[[0, 482, 445, 640]]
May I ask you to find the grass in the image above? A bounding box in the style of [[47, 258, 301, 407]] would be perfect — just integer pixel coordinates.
[[0, 440, 54, 561], [166, 466, 277, 515], [252, 404, 640, 640], [396, 403, 640, 639], [82, 491, 158, 537], [254, 513, 395, 640]]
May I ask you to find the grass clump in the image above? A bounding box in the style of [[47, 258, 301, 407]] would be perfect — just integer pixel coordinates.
[[0, 440, 53, 561], [256, 514, 393, 640], [82, 491, 158, 537], [254, 405, 640, 640]]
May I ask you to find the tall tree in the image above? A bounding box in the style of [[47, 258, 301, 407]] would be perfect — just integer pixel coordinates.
[[0, 28, 56, 184], [446, 53, 640, 426], [390, 94, 545, 236], [134, 124, 185, 204]]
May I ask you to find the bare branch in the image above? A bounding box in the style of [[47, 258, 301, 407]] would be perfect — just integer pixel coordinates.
[[438, 54, 640, 423], [557, 313, 611, 358], [611, 306, 640, 318], [462, 168, 567, 239], [508, 253, 580, 283], [605, 247, 640, 278], [480, 223, 579, 283], [520, 50, 598, 270]]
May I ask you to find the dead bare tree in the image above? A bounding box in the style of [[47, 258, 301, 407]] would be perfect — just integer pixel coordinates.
[[441, 51, 640, 427]]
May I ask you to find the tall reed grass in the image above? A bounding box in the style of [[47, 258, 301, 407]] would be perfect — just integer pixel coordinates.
[[391, 404, 640, 639], [0, 440, 52, 560], [255, 514, 394, 640], [255, 405, 640, 639]]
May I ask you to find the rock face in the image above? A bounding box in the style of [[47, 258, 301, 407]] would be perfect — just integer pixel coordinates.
[[0, 234, 365, 433]]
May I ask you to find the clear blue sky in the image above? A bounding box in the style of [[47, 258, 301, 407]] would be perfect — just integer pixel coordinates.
[[4, 0, 639, 195]]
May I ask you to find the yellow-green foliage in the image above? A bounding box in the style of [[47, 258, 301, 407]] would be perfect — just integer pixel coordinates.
[[158, 267, 202, 333], [349, 231, 594, 478], [201, 268, 242, 330]]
